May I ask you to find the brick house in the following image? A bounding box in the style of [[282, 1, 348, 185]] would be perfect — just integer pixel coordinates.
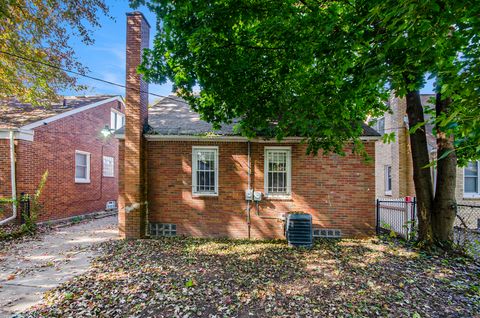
[[117, 12, 380, 240], [373, 94, 480, 204], [0, 95, 125, 223]]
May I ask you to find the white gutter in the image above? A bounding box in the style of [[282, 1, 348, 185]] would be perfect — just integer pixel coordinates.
[[143, 134, 380, 142], [0, 131, 17, 225], [0, 129, 34, 141], [144, 134, 250, 142]]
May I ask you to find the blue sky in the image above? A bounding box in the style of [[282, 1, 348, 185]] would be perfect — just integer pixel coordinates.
[[64, 1, 173, 101], [65, 1, 434, 99]]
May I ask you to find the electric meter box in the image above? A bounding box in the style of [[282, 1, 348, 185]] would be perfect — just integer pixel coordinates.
[[245, 189, 253, 201], [253, 191, 262, 202]]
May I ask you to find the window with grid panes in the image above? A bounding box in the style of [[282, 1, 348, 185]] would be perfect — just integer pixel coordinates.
[[464, 161, 479, 197], [103, 156, 114, 177], [385, 165, 392, 194], [264, 147, 291, 196], [75, 150, 90, 183], [192, 147, 218, 195]]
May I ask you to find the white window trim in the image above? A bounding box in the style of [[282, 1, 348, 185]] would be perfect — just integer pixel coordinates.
[[192, 146, 219, 196], [264, 146, 292, 199], [463, 161, 480, 198], [110, 108, 125, 131], [385, 165, 392, 196], [75, 150, 91, 183], [102, 156, 115, 177]]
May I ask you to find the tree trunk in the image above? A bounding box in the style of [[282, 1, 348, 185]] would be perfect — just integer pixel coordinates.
[[405, 90, 434, 244], [432, 93, 457, 244]]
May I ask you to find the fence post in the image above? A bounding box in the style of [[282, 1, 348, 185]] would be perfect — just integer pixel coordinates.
[[404, 197, 410, 240], [411, 197, 416, 239], [19, 193, 30, 224], [376, 199, 380, 235]]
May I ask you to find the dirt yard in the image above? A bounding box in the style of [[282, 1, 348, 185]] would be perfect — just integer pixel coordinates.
[[0, 215, 118, 317], [21, 236, 480, 318]]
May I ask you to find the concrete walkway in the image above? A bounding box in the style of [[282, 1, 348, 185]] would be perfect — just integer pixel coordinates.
[[0, 215, 118, 317]]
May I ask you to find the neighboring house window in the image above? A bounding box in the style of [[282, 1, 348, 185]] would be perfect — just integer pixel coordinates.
[[385, 165, 392, 195], [464, 161, 479, 197], [103, 156, 114, 177], [75, 151, 91, 183], [376, 117, 385, 135], [264, 147, 291, 197], [192, 147, 218, 195], [110, 109, 125, 131]]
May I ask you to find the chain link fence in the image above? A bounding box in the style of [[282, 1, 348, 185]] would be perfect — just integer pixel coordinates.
[[376, 199, 480, 258], [454, 204, 480, 258]]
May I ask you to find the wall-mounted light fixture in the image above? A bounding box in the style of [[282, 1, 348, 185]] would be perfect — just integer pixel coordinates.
[[101, 125, 114, 137]]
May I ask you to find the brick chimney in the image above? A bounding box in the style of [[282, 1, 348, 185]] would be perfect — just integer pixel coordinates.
[[118, 12, 150, 239]]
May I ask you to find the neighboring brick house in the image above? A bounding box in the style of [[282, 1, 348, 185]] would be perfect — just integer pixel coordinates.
[[0, 95, 125, 223], [373, 94, 480, 205], [117, 12, 380, 240]]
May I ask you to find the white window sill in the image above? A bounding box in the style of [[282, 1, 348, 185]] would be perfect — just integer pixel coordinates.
[[192, 193, 219, 198], [463, 193, 480, 199], [75, 178, 91, 184], [265, 194, 292, 201], [103, 175, 115, 178], [384, 191, 392, 196]]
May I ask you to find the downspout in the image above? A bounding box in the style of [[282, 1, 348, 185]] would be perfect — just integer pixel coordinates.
[[0, 130, 17, 225], [246, 141, 251, 239]]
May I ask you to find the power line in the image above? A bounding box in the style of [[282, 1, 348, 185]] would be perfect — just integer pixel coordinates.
[[0, 49, 187, 104]]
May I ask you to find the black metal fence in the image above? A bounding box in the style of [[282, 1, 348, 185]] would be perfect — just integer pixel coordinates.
[[19, 193, 31, 224], [376, 198, 417, 239], [0, 193, 30, 224], [0, 198, 14, 222]]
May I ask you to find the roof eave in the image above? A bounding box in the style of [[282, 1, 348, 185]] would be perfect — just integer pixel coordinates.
[[20, 96, 124, 131], [143, 134, 381, 142], [0, 128, 35, 141]]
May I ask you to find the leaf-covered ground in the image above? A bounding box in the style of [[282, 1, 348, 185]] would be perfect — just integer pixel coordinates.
[[0, 222, 51, 251], [22, 237, 480, 317]]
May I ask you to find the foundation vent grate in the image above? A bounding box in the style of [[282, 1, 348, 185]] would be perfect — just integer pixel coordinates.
[[150, 223, 177, 237], [313, 228, 342, 238]]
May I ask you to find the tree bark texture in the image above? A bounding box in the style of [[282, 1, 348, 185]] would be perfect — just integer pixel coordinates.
[[405, 90, 434, 243], [432, 93, 457, 244]]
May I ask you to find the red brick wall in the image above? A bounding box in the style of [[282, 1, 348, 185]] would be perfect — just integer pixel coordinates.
[[0, 139, 12, 198], [146, 140, 376, 239], [0, 139, 14, 219], [0, 99, 123, 223]]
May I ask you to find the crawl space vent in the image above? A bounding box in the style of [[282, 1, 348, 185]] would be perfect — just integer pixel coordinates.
[[149, 223, 177, 237], [313, 228, 342, 238]]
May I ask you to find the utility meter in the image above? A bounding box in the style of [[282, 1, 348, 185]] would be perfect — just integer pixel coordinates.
[[253, 191, 262, 202], [245, 189, 253, 201]]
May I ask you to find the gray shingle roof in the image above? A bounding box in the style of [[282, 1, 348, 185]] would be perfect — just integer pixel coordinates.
[[148, 96, 237, 135], [362, 124, 381, 137], [0, 95, 117, 129], [147, 95, 380, 137]]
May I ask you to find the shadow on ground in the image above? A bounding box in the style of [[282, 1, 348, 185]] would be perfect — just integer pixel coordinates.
[[22, 237, 480, 318]]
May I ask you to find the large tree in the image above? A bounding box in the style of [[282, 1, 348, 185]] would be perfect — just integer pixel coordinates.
[[133, 0, 480, 246], [363, 0, 480, 244], [0, 0, 110, 104]]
